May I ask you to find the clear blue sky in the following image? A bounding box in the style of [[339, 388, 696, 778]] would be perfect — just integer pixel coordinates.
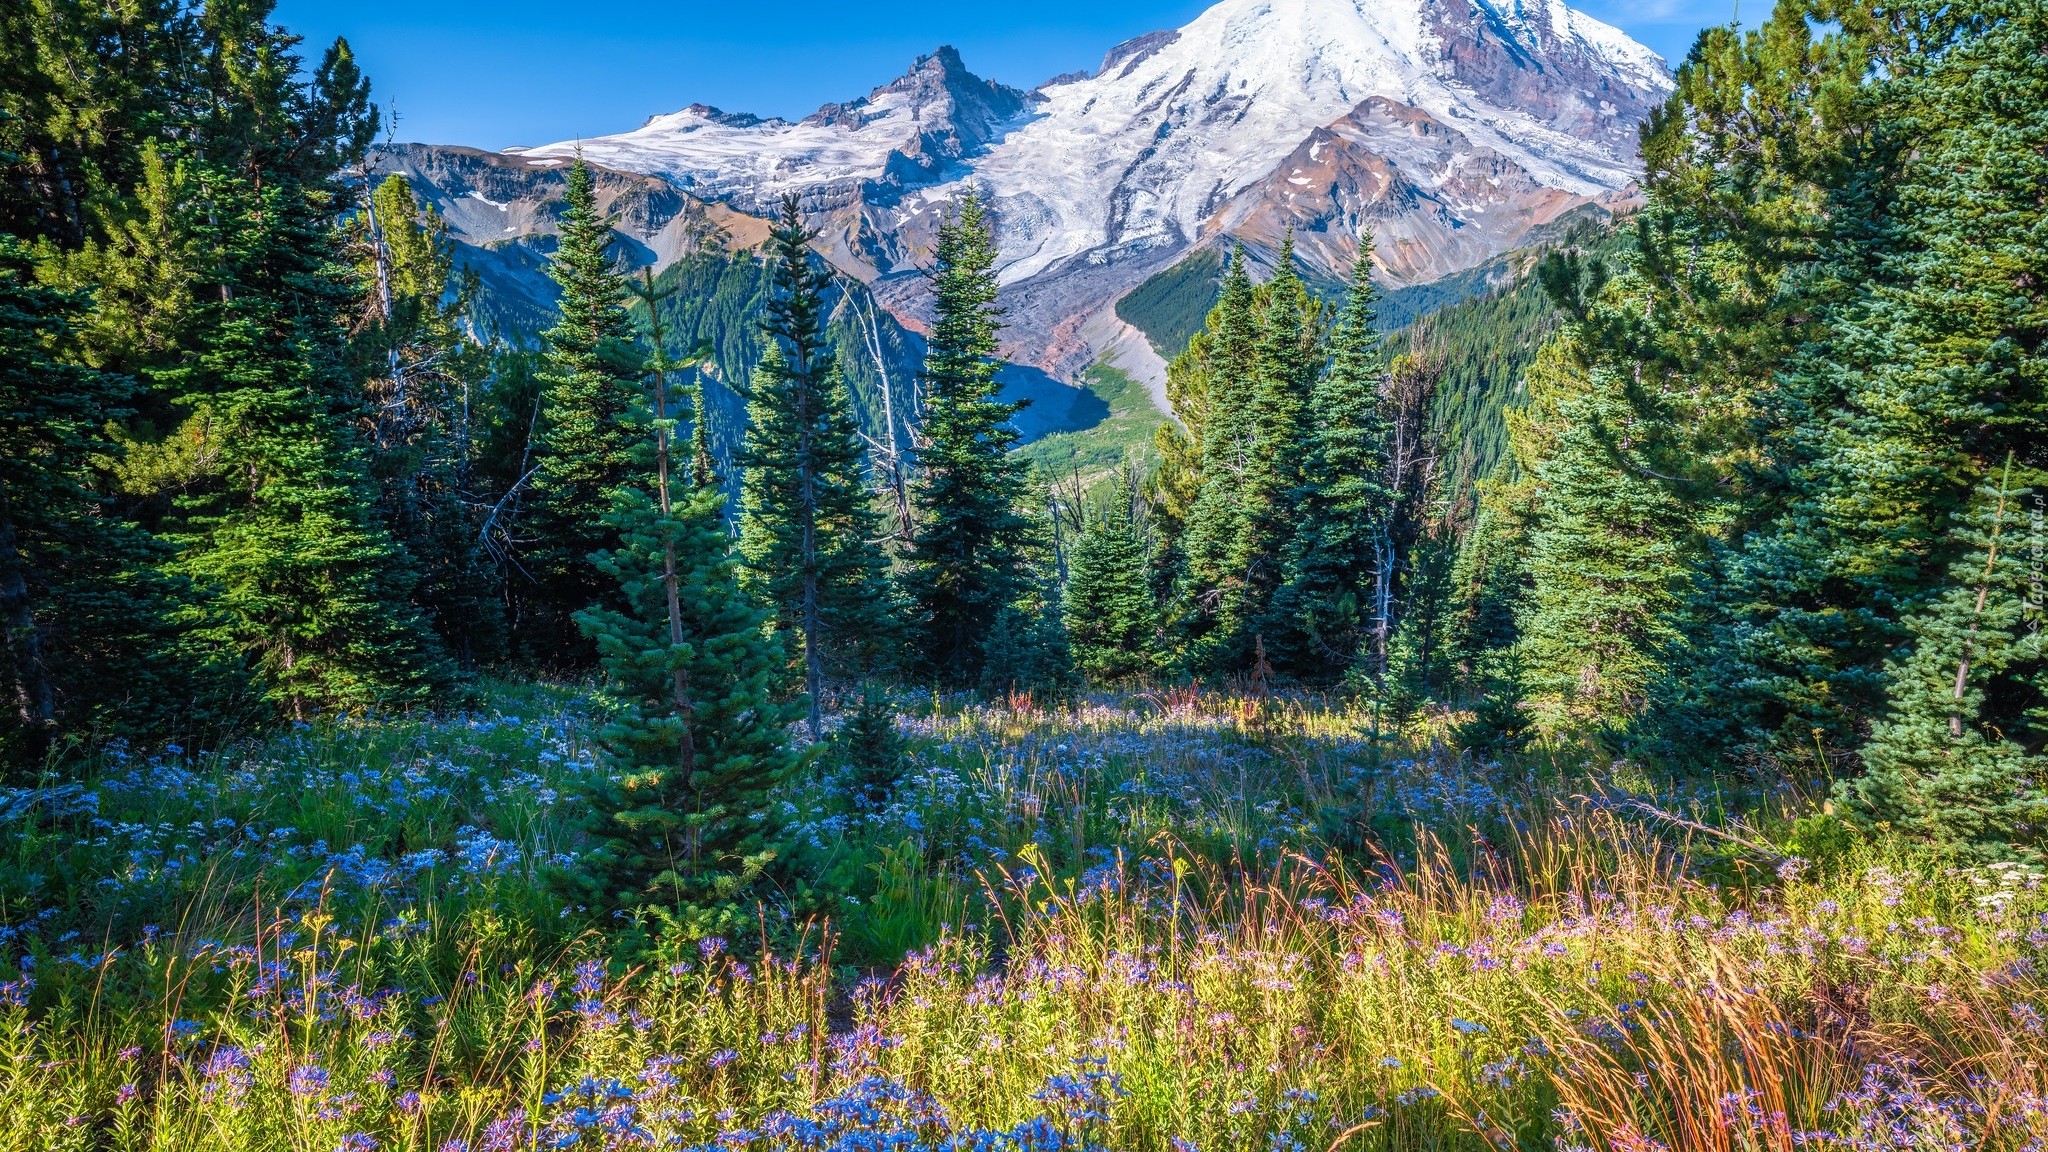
[[272, 0, 1731, 152]]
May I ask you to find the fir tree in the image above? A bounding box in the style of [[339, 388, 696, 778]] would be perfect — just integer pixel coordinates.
[[833, 683, 905, 814], [1064, 472, 1156, 684], [569, 305, 798, 913], [1512, 340, 1690, 734], [1547, 0, 2047, 774], [4, 3, 455, 727], [1176, 243, 1261, 669], [1274, 245, 1391, 681], [73, 15, 455, 720], [740, 196, 894, 734], [1230, 236, 1321, 664], [1845, 459, 2045, 856], [0, 237, 233, 765], [527, 156, 643, 661], [1173, 238, 1327, 676], [907, 193, 1030, 688]]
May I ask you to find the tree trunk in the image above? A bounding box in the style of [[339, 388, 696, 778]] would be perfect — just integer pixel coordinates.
[[0, 493, 55, 756]]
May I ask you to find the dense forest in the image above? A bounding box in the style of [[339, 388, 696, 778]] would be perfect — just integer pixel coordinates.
[[2, 0, 2047, 1147], [4, 0, 2045, 850]]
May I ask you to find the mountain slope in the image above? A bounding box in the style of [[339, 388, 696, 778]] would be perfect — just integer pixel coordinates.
[[372, 0, 1672, 463], [497, 0, 1670, 384]]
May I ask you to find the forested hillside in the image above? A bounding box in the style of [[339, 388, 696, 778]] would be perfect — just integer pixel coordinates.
[[5, 0, 2042, 840], [633, 247, 924, 485]]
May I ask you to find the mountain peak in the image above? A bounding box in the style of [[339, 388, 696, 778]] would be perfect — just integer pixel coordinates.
[[498, 0, 1672, 379], [1098, 30, 1181, 79]]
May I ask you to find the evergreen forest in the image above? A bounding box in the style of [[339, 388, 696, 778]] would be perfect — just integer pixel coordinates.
[[0, 0, 2044, 1148]]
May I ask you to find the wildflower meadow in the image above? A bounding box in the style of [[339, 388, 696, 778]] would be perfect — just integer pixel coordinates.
[[1, 684, 2044, 1152]]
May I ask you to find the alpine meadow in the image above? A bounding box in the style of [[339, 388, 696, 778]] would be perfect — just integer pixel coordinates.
[[3, 0, 2048, 1149]]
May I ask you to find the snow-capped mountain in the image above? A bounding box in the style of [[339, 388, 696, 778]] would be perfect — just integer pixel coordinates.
[[382, 0, 1670, 388]]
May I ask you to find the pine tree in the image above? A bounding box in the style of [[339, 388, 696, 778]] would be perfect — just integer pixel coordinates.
[[526, 156, 643, 661], [833, 683, 905, 814], [0, 236, 234, 765], [569, 306, 799, 913], [1064, 472, 1156, 684], [907, 193, 1031, 688], [1176, 244, 1261, 669], [1274, 245, 1390, 680], [1845, 459, 2044, 856], [1512, 340, 1690, 734], [740, 196, 894, 734]]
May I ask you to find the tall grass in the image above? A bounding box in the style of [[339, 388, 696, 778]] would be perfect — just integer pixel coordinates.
[[0, 684, 2043, 1150]]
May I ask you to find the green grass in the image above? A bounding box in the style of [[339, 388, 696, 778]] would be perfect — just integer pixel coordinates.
[[1013, 364, 1166, 488], [1, 685, 2045, 1151]]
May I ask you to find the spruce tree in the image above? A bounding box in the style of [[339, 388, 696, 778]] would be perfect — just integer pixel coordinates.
[[833, 683, 906, 814], [569, 306, 798, 914], [527, 156, 643, 660], [70, 18, 455, 720], [4, 1, 463, 728], [1176, 243, 1261, 670], [1063, 472, 1156, 684], [1228, 236, 1322, 666], [1274, 245, 1391, 680], [907, 193, 1030, 688], [1512, 340, 1690, 734], [740, 195, 894, 734], [0, 237, 231, 764], [1845, 460, 2044, 856], [1148, 255, 1248, 664], [1545, 0, 2046, 774]]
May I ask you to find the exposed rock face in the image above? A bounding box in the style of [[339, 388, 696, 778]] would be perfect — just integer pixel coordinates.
[[376, 0, 1672, 381], [365, 142, 766, 334], [1206, 96, 1598, 288], [504, 45, 1036, 220]]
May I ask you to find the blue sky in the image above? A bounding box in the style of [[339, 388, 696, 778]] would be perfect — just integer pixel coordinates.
[[272, 0, 1732, 152]]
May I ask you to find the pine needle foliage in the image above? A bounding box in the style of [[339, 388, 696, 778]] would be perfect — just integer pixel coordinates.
[[740, 196, 895, 734], [907, 194, 1031, 689], [569, 297, 799, 916], [528, 156, 645, 661]]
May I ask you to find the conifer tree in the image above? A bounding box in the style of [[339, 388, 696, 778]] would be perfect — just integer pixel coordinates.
[[740, 196, 893, 734], [907, 193, 1030, 688], [569, 300, 798, 914], [833, 683, 906, 813], [1232, 237, 1322, 661], [58, 15, 457, 721], [527, 156, 643, 660], [1064, 472, 1156, 684], [1176, 238, 1325, 675], [1274, 245, 1391, 680], [1148, 255, 1247, 657], [1512, 340, 1690, 734], [1175, 245, 1267, 672], [0, 237, 233, 764], [1545, 0, 2046, 775], [1845, 460, 2044, 856]]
